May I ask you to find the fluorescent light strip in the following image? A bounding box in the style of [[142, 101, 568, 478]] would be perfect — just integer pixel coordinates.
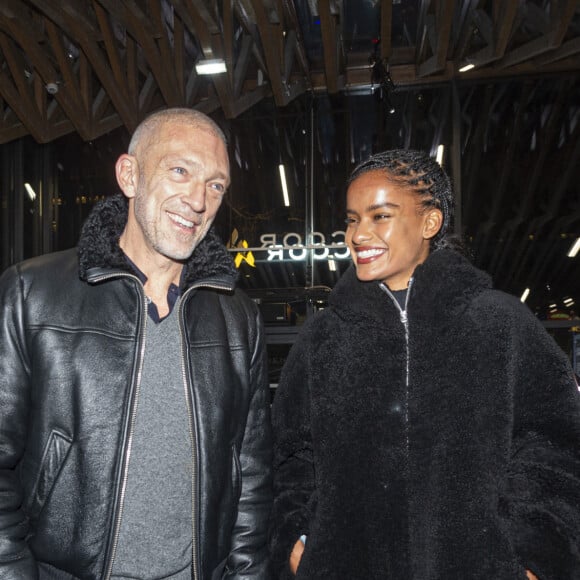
[[567, 237, 580, 258], [459, 63, 475, 72], [195, 59, 226, 75], [436, 144, 444, 166], [24, 182, 37, 201], [278, 164, 290, 207], [520, 288, 530, 303]]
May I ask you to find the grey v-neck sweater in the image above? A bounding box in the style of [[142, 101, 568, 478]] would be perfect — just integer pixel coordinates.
[[112, 303, 193, 579]]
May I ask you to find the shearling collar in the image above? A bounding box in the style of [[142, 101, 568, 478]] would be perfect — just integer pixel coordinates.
[[330, 249, 492, 323], [77, 193, 238, 289]]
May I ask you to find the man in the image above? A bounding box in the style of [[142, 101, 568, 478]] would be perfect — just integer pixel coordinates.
[[0, 108, 272, 579]]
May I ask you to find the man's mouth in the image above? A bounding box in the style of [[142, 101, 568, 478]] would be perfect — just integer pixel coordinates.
[[168, 212, 195, 229]]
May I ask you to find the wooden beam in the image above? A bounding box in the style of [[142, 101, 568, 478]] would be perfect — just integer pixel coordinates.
[[380, 0, 392, 62], [417, 0, 456, 77], [498, 0, 577, 69], [0, 11, 88, 140], [249, 0, 288, 105], [0, 32, 47, 142], [96, 0, 181, 105], [318, 0, 341, 93]]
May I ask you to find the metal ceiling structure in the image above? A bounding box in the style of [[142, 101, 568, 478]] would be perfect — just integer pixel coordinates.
[[1, 0, 579, 318]]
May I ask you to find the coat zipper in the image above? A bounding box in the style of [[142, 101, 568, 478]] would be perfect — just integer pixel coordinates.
[[86, 273, 148, 580], [178, 287, 200, 580], [178, 280, 234, 580], [104, 274, 148, 580], [379, 278, 414, 452]]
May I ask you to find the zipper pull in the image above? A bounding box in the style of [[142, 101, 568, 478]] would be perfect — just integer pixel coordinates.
[[399, 309, 408, 324]]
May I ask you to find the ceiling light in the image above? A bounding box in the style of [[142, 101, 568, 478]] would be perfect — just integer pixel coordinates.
[[459, 63, 475, 73], [520, 288, 530, 303], [436, 144, 444, 166], [279, 164, 290, 207], [567, 237, 580, 258], [195, 59, 226, 75]]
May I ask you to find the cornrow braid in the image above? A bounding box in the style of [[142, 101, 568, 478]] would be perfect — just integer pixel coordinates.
[[348, 149, 455, 249]]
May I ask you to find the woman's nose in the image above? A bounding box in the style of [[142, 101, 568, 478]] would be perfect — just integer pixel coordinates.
[[351, 221, 372, 243]]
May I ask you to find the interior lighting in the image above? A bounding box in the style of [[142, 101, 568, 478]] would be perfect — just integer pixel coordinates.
[[195, 59, 226, 75], [24, 182, 37, 201], [567, 237, 580, 258], [278, 164, 290, 207], [520, 288, 530, 303], [549, 303, 558, 309], [328, 258, 337, 272], [459, 63, 475, 72], [436, 144, 445, 166]]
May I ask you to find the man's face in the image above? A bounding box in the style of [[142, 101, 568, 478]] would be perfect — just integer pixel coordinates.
[[345, 170, 440, 290], [123, 120, 230, 264]]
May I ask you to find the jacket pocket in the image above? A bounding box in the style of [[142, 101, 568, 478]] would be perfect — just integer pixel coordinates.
[[28, 429, 72, 519]]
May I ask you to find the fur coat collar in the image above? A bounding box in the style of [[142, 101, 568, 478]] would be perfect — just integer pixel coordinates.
[[329, 248, 493, 324], [76, 193, 238, 289]]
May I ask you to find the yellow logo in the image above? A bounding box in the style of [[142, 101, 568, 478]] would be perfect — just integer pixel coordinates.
[[227, 229, 255, 268]]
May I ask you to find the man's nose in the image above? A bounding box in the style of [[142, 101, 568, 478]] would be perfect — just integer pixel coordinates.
[[185, 182, 206, 212]]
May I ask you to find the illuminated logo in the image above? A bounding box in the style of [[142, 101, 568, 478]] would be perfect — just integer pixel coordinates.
[[228, 229, 256, 269], [227, 230, 350, 262]]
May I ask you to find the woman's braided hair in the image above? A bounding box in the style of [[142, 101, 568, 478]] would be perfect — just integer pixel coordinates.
[[348, 149, 456, 250]]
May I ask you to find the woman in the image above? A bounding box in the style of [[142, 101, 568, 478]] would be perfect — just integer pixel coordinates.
[[270, 150, 580, 579]]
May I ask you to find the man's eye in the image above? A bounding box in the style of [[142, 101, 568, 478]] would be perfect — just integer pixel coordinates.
[[209, 183, 226, 194], [173, 167, 187, 175], [375, 213, 391, 220]]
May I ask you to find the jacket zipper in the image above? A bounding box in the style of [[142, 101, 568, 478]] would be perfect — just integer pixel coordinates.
[[379, 278, 414, 452], [90, 273, 148, 580], [178, 286, 200, 580], [178, 280, 234, 580]]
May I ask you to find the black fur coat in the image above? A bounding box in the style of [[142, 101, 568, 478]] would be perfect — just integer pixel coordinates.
[[271, 249, 580, 580]]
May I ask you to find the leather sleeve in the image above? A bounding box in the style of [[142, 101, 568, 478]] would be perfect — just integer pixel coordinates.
[[0, 265, 38, 578], [224, 305, 273, 580]]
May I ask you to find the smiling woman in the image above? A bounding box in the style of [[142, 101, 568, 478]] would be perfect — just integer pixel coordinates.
[[270, 149, 580, 580]]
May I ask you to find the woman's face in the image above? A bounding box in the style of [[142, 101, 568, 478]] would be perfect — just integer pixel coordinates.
[[345, 170, 442, 290]]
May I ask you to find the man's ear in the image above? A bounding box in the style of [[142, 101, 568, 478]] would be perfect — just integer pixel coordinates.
[[423, 208, 443, 240], [115, 154, 138, 199]]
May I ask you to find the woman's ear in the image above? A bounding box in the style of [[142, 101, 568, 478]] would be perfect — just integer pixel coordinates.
[[115, 154, 138, 199], [423, 208, 443, 240]]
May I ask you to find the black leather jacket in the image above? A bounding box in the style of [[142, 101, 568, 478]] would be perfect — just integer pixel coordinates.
[[0, 195, 273, 579]]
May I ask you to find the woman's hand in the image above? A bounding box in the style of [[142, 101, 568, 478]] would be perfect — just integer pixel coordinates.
[[289, 538, 305, 575], [526, 571, 538, 580]]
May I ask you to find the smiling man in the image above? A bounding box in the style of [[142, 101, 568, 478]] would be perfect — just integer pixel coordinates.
[[0, 108, 272, 580]]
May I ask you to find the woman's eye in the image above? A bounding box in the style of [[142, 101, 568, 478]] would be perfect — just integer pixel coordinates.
[[375, 213, 391, 220], [344, 217, 357, 225]]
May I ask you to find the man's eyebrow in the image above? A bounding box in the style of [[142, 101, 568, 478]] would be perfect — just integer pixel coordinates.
[[163, 155, 230, 181]]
